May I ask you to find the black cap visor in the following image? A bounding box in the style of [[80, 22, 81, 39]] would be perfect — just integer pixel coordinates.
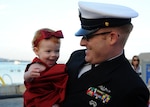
[[75, 28, 99, 37]]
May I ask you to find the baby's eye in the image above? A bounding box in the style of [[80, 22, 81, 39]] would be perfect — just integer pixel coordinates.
[[46, 50, 51, 53], [55, 50, 60, 53]]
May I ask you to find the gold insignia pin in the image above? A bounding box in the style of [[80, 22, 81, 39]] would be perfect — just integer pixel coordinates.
[[105, 22, 109, 26]]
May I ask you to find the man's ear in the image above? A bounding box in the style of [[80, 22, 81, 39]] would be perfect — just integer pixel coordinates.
[[109, 31, 119, 45]]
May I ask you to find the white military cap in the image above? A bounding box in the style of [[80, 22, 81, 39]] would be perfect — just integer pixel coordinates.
[[75, 1, 138, 36]]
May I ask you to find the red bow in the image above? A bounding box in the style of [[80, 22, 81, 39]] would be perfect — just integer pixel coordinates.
[[34, 30, 64, 47]]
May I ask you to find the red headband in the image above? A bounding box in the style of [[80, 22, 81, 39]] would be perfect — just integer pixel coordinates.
[[34, 30, 64, 47]]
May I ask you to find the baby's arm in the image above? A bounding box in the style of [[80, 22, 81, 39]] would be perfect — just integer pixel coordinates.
[[24, 63, 46, 82]]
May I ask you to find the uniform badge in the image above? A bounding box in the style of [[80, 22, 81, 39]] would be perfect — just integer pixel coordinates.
[[89, 100, 97, 107], [98, 85, 111, 93], [86, 87, 111, 104]]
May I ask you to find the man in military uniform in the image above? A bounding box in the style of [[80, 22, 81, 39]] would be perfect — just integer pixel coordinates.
[[62, 1, 149, 107]]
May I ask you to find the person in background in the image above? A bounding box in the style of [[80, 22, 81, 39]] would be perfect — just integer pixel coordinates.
[[23, 28, 68, 107], [61, 1, 149, 107], [131, 55, 142, 76]]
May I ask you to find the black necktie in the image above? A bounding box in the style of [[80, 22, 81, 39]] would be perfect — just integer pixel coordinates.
[[91, 64, 95, 69]]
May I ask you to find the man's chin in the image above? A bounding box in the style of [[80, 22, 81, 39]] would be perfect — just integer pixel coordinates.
[[85, 56, 90, 63]]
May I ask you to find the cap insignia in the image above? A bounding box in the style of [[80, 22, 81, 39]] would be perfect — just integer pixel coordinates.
[[105, 22, 109, 27]]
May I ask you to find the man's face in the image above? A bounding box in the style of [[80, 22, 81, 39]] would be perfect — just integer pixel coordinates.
[[80, 29, 111, 64]]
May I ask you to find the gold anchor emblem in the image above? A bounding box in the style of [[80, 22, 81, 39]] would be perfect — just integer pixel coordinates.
[[105, 22, 109, 26]]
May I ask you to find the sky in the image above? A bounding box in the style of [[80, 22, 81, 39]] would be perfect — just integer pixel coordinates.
[[0, 0, 150, 63]]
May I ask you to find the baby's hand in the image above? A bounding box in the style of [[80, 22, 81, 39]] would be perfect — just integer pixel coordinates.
[[28, 63, 46, 77], [24, 63, 46, 82]]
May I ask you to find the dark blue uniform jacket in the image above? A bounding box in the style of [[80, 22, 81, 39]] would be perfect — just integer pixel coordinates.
[[62, 49, 149, 107]]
